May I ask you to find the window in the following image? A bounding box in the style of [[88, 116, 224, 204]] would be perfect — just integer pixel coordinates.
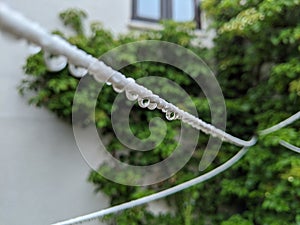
[[136, 0, 161, 20], [132, 0, 201, 29]]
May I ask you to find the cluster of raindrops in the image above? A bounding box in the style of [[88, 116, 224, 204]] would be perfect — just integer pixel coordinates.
[[42, 50, 88, 78], [42, 50, 179, 121], [136, 94, 178, 121], [136, 91, 181, 120], [40, 49, 257, 147]]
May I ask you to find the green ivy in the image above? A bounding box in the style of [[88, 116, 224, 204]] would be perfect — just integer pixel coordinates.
[[202, 0, 300, 224], [19, 4, 300, 224]]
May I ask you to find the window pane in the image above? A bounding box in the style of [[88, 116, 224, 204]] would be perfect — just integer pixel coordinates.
[[137, 0, 161, 20], [173, 0, 194, 21]]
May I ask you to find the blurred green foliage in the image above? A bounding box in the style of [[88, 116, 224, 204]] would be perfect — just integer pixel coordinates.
[[19, 3, 300, 224], [202, 0, 300, 224]]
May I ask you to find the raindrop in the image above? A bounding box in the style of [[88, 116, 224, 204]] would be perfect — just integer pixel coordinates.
[[124, 77, 137, 100], [138, 98, 150, 108], [112, 83, 125, 93], [68, 64, 88, 78], [109, 72, 126, 92], [106, 82, 112, 86], [155, 99, 164, 110], [166, 111, 177, 121], [147, 102, 157, 110], [27, 42, 41, 54], [111, 73, 126, 93], [125, 90, 139, 101], [44, 52, 67, 72], [162, 106, 169, 113]]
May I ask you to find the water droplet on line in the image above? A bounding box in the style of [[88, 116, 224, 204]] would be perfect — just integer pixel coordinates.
[[44, 52, 67, 72], [109, 72, 126, 92], [162, 106, 168, 113], [68, 64, 88, 78], [166, 111, 177, 121], [138, 98, 150, 108], [125, 90, 139, 101], [147, 102, 157, 110], [113, 83, 125, 93], [27, 42, 42, 54]]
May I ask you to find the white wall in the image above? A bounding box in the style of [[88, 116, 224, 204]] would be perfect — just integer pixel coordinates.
[[0, 1, 131, 225]]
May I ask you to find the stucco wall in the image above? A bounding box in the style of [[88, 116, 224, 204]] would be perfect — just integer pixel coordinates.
[[0, 1, 130, 224]]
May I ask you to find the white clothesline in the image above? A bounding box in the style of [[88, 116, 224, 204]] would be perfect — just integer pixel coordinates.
[[259, 111, 300, 136], [51, 110, 300, 224], [0, 3, 299, 225], [279, 140, 300, 154], [51, 144, 253, 225], [0, 2, 255, 147]]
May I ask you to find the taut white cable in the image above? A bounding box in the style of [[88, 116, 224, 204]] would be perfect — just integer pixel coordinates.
[[279, 140, 300, 154], [52, 110, 300, 224], [51, 110, 300, 224], [51, 140, 254, 225], [0, 2, 255, 147], [259, 111, 300, 136], [1, 3, 299, 225]]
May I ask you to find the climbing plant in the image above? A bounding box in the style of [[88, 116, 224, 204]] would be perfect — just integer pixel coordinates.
[[19, 2, 300, 224], [202, 0, 300, 224]]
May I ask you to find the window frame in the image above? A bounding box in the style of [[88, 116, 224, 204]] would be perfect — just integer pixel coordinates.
[[132, 0, 201, 29]]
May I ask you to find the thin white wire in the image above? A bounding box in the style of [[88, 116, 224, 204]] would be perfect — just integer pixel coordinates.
[[0, 2, 255, 147], [259, 111, 300, 136], [52, 111, 300, 224], [51, 140, 254, 225], [0, 3, 299, 225], [279, 140, 300, 154], [51, 111, 300, 224]]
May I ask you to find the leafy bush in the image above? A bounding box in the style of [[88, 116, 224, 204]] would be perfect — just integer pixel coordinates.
[[202, 0, 300, 224], [19, 3, 300, 224]]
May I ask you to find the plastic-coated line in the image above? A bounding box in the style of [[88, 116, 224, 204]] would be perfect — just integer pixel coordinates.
[[0, 2, 255, 147], [51, 138, 256, 225], [0, 4, 298, 225], [259, 111, 300, 136], [279, 140, 300, 154]]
